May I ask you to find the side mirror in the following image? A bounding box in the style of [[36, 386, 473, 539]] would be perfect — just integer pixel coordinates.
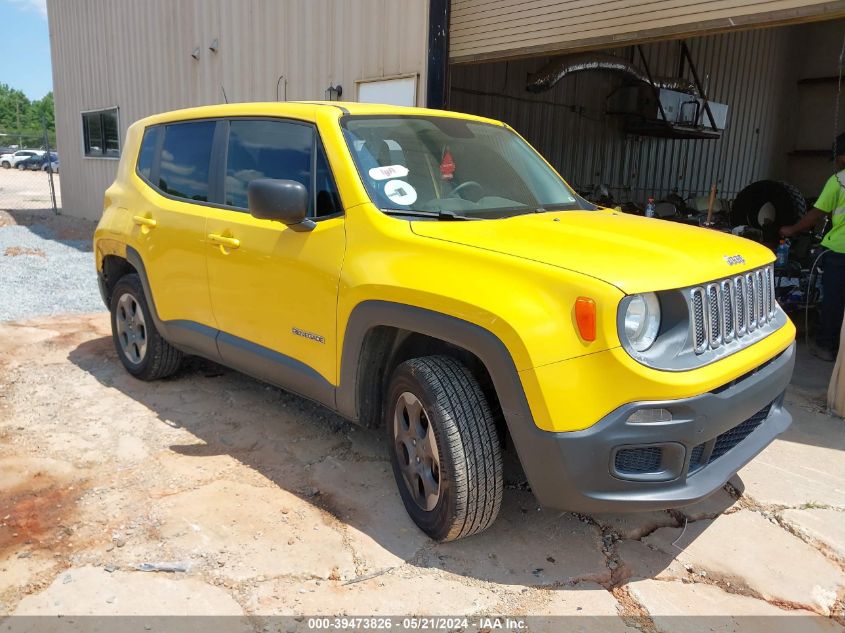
[[247, 178, 315, 230]]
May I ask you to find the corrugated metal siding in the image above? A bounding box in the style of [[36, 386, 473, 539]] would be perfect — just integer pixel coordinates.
[[449, 26, 803, 202], [450, 0, 845, 63], [47, 0, 429, 220]]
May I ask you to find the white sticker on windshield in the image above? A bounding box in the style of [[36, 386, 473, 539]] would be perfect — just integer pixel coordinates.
[[369, 165, 409, 181], [383, 180, 417, 206]]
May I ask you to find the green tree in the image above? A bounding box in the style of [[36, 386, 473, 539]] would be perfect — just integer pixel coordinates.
[[0, 84, 55, 148]]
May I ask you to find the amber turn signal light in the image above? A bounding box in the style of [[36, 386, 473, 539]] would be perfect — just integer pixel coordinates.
[[575, 297, 596, 342]]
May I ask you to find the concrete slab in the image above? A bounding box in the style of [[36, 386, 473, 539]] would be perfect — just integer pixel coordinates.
[[780, 507, 845, 562], [615, 539, 689, 582], [424, 494, 609, 587], [246, 568, 502, 616], [13, 565, 245, 616], [591, 510, 677, 540], [644, 510, 845, 614], [155, 480, 356, 582], [525, 583, 635, 632], [736, 390, 845, 509], [307, 456, 427, 571], [627, 579, 840, 632]]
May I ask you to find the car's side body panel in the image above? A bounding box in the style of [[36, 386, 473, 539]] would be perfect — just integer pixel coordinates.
[[204, 206, 346, 385]]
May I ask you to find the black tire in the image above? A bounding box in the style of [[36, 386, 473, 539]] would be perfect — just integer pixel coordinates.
[[386, 355, 503, 541], [0, 161, 9, 169], [731, 180, 806, 232], [16, 163, 25, 171], [109, 274, 182, 380]]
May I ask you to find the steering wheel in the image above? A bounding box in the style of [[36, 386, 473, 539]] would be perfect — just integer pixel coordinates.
[[450, 180, 484, 202]]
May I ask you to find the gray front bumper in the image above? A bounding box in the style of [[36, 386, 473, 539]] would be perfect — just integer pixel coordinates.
[[514, 343, 795, 513]]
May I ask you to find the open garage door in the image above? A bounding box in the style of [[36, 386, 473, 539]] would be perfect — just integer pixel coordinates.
[[450, 0, 845, 64]]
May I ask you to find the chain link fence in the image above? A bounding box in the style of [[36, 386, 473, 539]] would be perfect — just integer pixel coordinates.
[[0, 123, 59, 215]]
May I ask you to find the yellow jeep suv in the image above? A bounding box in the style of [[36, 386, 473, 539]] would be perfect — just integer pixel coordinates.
[[94, 102, 795, 541]]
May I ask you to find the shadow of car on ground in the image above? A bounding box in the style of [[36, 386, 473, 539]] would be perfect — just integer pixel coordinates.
[[67, 334, 735, 591]]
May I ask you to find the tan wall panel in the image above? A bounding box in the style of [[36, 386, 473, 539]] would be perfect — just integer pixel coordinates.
[[450, 0, 845, 62], [47, 0, 429, 220]]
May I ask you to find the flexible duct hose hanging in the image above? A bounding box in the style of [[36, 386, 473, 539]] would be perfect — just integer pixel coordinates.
[[526, 52, 698, 95]]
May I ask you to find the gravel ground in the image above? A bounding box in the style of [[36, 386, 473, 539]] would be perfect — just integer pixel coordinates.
[[0, 222, 103, 322]]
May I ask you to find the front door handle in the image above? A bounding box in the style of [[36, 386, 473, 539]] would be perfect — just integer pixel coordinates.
[[208, 233, 240, 249], [133, 215, 157, 228]]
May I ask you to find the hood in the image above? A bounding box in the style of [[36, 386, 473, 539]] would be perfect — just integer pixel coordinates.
[[410, 210, 774, 294]]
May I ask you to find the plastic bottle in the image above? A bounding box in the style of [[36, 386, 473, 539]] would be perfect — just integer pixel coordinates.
[[776, 240, 790, 267], [645, 197, 656, 218]]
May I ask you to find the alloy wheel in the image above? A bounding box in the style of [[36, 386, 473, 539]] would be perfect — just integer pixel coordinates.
[[115, 293, 148, 364], [393, 391, 441, 511]]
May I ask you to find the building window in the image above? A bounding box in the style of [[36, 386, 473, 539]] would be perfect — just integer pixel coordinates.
[[82, 108, 120, 158]]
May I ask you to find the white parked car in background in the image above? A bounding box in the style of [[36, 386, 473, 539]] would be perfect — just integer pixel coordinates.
[[0, 149, 45, 169]]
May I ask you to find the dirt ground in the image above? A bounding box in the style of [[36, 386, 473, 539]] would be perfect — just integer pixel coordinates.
[[1, 313, 845, 631]]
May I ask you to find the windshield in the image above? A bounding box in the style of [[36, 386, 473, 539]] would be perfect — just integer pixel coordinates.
[[341, 115, 592, 218]]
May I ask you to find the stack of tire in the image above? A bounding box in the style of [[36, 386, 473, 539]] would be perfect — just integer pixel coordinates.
[[730, 181, 806, 243]]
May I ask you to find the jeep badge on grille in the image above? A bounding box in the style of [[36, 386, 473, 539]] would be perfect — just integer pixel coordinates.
[[724, 255, 746, 266]]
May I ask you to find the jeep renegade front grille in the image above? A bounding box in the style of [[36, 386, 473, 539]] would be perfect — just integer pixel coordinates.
[[689, 403, 772, 473], [690, 264, 776, 354]]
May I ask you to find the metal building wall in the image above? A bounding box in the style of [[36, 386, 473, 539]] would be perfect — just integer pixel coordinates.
[[449, 25, 801, 203], [450, 0, 845, 63], [47, 0, 430, 220]]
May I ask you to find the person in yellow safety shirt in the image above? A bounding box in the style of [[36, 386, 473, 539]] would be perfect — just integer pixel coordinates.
[[781, 132, 845, 362]]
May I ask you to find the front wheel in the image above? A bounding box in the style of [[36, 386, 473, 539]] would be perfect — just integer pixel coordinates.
[[109, 274, 182, 380], [16, 163, 25, 171], [386, 355, 503, 541]]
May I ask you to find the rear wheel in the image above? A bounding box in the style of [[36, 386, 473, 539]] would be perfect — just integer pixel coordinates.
[[16, 163, 25, 171], [386, 355, 503, 541], [109, 274, 182, 380]]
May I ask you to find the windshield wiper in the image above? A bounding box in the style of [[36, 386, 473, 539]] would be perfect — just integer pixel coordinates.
[[382, 209, 475, 221]]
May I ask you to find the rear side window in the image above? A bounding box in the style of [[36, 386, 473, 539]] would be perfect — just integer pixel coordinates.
[[225, 119, 341, 217], [136, 126, 160, 180], [158, 121, 215, 202]]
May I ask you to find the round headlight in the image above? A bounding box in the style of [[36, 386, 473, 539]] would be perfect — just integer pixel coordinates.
[[624, 293, 661, 352]]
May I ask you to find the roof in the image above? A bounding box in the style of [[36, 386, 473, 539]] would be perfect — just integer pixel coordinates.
[[131, 101, 503, 129]]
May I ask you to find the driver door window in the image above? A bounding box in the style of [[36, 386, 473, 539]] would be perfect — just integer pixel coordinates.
[[224, 119, 340, 217]]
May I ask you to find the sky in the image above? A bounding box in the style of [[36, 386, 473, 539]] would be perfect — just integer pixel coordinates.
[[0, 0, 52, 100]]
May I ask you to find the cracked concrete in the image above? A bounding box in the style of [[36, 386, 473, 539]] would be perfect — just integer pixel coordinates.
[[1, 313, 844, 629]]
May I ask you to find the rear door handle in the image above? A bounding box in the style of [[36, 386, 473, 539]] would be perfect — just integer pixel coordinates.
[[208, 233, 240, 249], [133, 215, 157, 228]]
